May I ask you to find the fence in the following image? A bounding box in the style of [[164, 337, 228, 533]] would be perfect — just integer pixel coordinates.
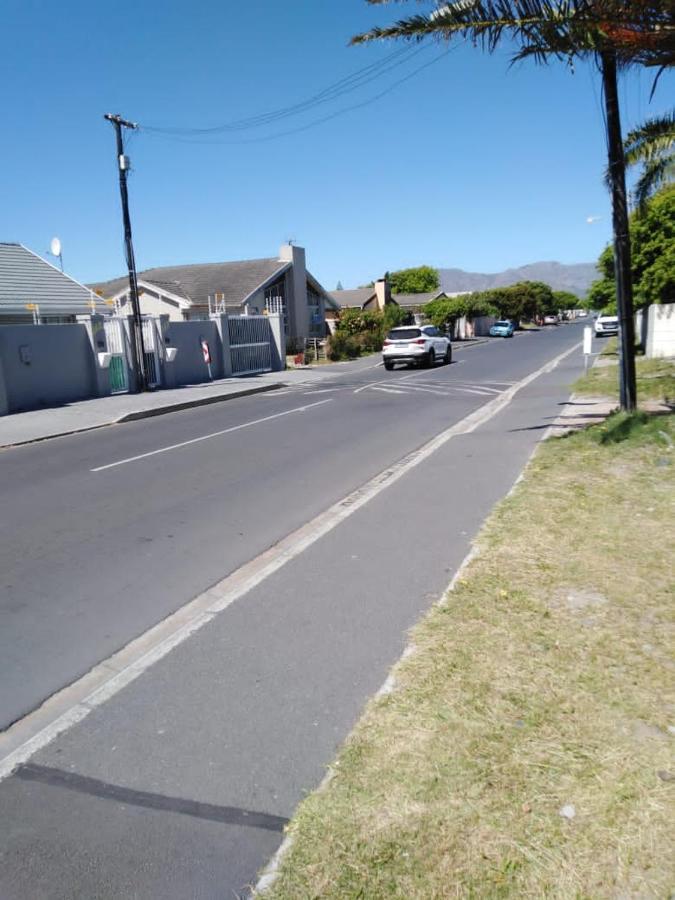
[[645, 302, 675, 359], [227, 315, 273, 375], [0, 323, 98, 414], [0, 312, 285, 416]]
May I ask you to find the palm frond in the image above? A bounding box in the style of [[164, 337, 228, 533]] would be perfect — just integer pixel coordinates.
[[352, 1, 675, 70], [624, 111, 675, 165], [633, 154, 675, 209]]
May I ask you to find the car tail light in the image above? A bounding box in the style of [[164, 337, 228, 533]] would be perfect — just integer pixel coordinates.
[[414, 338, 426, 345], [383, 339, 392, 346]]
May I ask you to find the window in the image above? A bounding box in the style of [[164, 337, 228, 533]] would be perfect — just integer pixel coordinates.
[[265, 278, 288, 333]]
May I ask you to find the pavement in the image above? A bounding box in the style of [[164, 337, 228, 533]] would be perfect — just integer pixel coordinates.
[[0, 340, 490, 448], [0, 323, 590, 899]]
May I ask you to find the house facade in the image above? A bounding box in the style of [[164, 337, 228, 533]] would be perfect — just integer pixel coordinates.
[[90, 244, 337, 349]]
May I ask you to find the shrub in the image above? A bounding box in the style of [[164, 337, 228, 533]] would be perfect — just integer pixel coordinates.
[[327, 332, 361, 361]]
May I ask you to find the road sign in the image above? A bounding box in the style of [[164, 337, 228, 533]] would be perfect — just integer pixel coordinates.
[[201, 340, 211, 364]]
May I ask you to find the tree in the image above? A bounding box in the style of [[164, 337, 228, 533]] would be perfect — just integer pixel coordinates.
[[624, 111, 675, 210], [553, 289, 584, 311], [388, 265, 440, 294], [335, 280, 344, 291], [353, 0, 675, 411], [589, 184, 675, 311]]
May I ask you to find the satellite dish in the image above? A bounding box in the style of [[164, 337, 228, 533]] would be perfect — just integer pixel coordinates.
[[50, 237, 62, 257]]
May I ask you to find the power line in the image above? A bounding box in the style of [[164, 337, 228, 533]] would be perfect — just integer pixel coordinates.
[[141, 44, 428, 136], [141, 47, 453, 146]]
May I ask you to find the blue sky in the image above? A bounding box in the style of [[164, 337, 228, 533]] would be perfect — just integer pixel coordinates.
[[1, 0, 672, 290]]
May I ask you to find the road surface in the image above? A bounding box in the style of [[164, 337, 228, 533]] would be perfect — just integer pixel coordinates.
[[0, 323, 587, 898]]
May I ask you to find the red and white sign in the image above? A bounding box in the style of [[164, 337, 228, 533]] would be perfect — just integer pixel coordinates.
[[201, 340, 211, 364]]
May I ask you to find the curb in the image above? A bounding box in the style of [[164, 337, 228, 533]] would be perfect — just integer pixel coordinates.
[[454, 338, 490, 350], [0, 383, 286, 450]]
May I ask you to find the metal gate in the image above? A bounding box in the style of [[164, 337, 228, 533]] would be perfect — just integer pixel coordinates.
[[141, 318, 162, 388], [227, 315, 273, 375], [103, 318, 129, 393]]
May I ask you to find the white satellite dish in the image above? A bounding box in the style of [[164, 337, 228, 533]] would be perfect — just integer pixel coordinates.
[[50, 237, 62, 257]]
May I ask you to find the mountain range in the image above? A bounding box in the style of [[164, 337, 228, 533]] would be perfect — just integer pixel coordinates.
[[439, 261, 598, 298]]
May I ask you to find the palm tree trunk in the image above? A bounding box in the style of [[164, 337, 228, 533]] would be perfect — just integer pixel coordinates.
[[600, 49, 637, 412]]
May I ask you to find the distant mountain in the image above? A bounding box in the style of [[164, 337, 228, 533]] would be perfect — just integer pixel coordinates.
[[439, 261, 597, 298]]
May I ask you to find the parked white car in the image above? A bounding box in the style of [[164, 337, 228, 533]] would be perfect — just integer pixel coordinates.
[[382, 325, 452, 370], [594, 314, 619, 336]]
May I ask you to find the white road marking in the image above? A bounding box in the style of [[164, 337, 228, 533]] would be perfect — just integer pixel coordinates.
[[0, 341, 581, 783], [387, 384, 451, 396], [371, 386, 407, 395], [449, 386, 498, 396], [90, 400, 333, 472], [353, 381, 386, 394]]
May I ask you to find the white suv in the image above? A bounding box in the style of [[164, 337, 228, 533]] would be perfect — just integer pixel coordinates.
[[594, 314, 619, 336], [382, 325, 452, 370]]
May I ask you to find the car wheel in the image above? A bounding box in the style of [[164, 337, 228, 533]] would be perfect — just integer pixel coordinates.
[[444, 347, 452, 364], [384, 360, 394, 371], [426, 350, 435, 368]]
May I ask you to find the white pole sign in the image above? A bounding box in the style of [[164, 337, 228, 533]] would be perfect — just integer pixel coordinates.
[[583, 326, 593, 355]]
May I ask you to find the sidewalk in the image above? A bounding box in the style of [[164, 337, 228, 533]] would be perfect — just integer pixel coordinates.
[[0, 340, 490, 449], [0, 368, 340, 449]]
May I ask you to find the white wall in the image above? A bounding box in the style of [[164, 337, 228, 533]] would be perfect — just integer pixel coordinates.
[[646, 303, 675, 359]]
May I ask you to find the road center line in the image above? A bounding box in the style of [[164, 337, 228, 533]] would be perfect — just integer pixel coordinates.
[[0, 341, 580, 782], [90, 400, 333, 472]]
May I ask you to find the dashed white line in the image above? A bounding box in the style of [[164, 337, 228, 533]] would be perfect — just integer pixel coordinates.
[[90, 400, 334, 472]]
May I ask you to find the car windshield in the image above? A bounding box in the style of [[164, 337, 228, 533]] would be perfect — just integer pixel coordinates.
[[388, 329, 421, 340], [494, 321, 510, 327]]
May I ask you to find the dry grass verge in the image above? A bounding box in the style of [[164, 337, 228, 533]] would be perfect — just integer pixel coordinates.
[[264, 410, 675, 899], [574, 341, 675, 405]]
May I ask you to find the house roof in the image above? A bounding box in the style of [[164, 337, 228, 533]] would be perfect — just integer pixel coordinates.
[[90, 258, 291, 309], [0, 243, 98, 315], [392, 291, 446, 308], [329, 288, 376, 309]]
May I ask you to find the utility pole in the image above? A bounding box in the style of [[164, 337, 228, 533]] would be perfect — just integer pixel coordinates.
[[600, 51, 637, 412], [104, 113, 149, 393]]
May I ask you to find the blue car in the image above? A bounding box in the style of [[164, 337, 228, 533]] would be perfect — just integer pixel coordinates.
[[490, 320, 515, 338]]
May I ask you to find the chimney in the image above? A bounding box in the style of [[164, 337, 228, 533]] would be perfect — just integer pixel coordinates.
[[279, 243, 308, 340], [374, 276, 391, 311]]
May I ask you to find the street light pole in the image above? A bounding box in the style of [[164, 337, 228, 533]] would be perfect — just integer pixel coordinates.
[[104, 113, 149, 393]]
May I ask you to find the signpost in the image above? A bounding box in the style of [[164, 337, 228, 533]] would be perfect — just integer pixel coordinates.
[[583, 326, 593, 375], [201, 338, 213, 381]]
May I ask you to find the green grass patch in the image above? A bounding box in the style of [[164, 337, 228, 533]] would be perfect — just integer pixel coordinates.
[[574, 351, 675, 405], [265, 413, 675, 899]]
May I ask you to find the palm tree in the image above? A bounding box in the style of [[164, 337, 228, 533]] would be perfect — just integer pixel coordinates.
[[624, 111, 675, 209], [353, 1, 675, 411]]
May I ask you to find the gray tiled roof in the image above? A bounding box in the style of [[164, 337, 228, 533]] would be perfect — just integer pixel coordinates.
[[0, 243, 97, 314], [90, 258, 290, 309], [328, 288, 376, 309], [392, 291, 445, 308]]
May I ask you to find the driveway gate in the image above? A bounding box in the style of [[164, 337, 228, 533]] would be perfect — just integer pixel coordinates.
[[227, 315, 273, 375], [103, 318, 129, 393], [141, 318, 162, 388]]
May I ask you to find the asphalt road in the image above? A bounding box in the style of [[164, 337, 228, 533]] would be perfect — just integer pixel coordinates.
[[1, 322, 588, 898]]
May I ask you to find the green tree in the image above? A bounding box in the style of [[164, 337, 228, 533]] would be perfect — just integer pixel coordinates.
[[588, 185, 675, 312], [353, 0, 674, 409], [388, 266, 439, 294], [624, 111, 675, 210], [553, 290, 584, 311]]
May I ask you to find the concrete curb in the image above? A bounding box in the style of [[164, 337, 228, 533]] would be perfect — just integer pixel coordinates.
[[115, 383, 285, 422], [0, 382, 286, 450], [454, 338, 490, 350]]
